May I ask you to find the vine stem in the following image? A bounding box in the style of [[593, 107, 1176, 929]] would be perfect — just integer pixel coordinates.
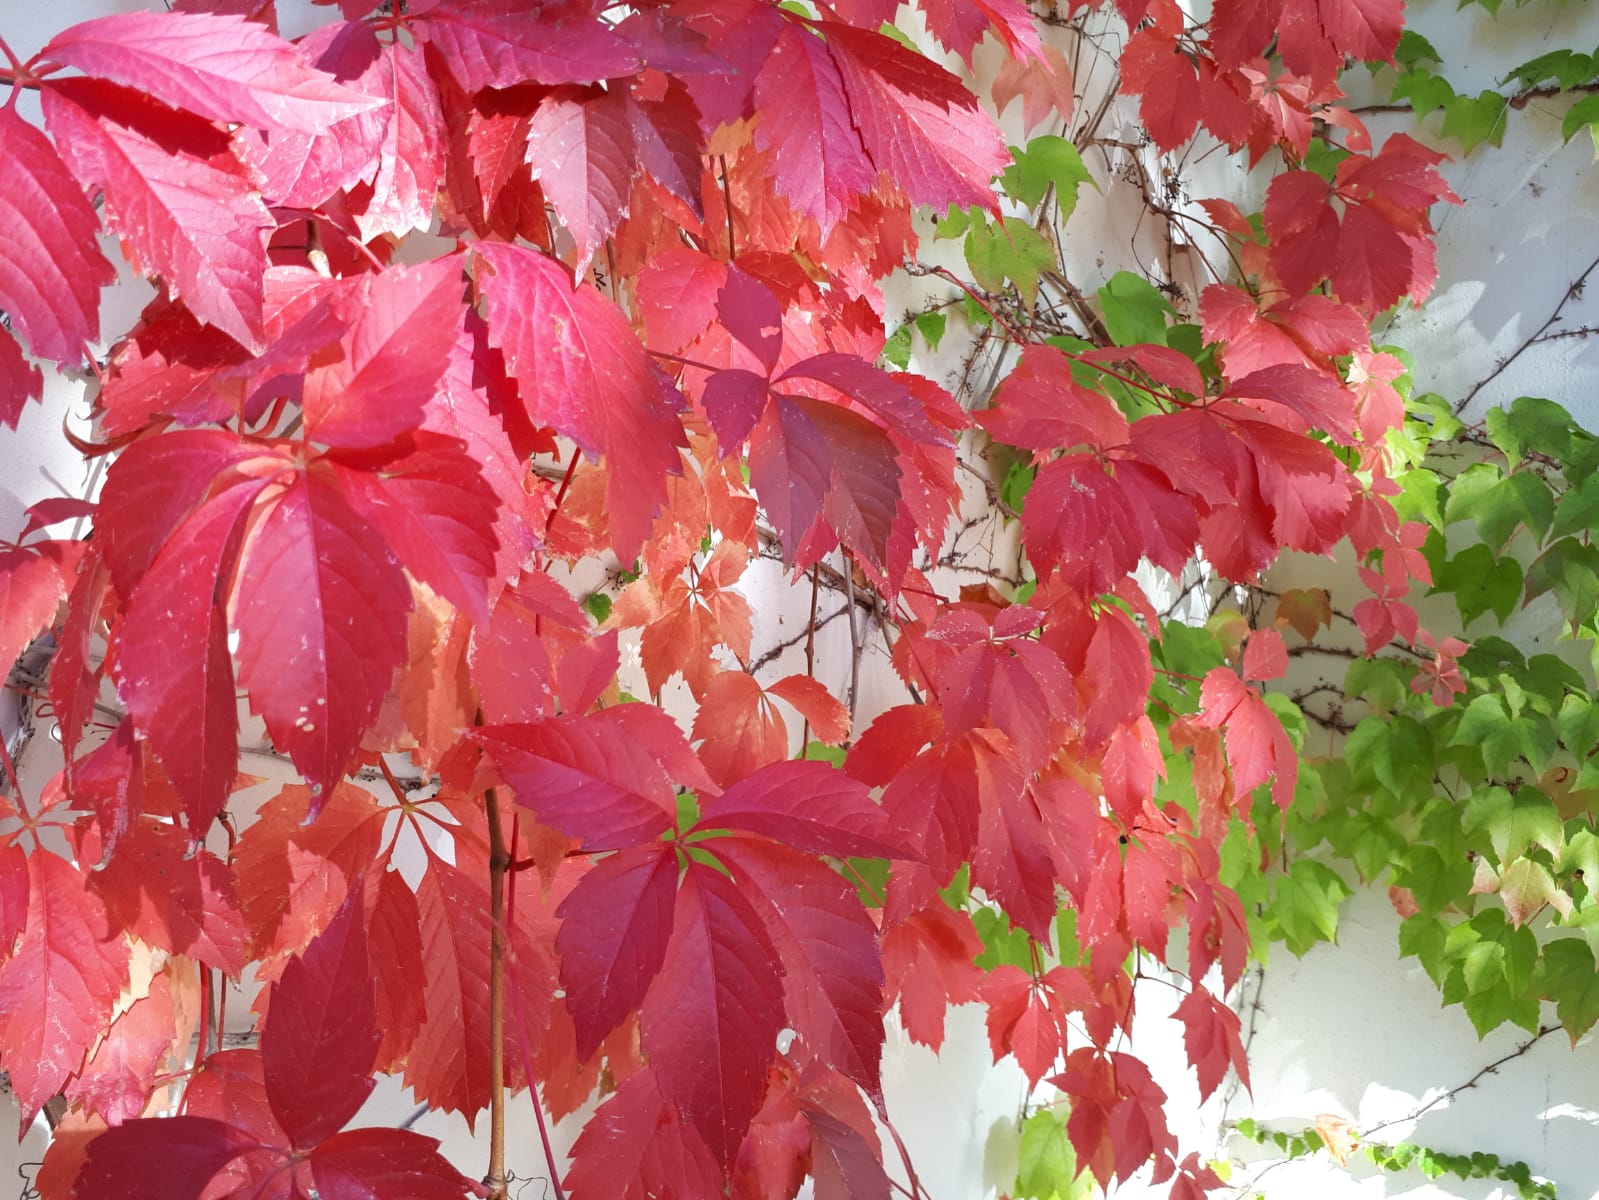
[[481, 708, 511, 1200], [504, 814, 570, 1200], [1359, 1023, 1559, 1140]]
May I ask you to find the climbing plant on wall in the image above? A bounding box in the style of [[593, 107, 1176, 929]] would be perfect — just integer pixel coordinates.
[[0, 0, 1596, 1198]]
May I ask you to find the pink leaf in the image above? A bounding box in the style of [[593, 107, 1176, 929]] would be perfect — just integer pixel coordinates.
[[0, 106, 114, 363], [43, 79, 273, 351], [72, 1116, 261, 1200], [43, 11, 382, 133]]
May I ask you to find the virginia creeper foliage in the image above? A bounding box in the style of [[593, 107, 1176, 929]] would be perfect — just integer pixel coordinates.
[[0, 0, 1479, 1196]]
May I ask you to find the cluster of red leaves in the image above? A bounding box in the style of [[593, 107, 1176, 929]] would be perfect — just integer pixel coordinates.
[[0, 0, 1445, 1196]]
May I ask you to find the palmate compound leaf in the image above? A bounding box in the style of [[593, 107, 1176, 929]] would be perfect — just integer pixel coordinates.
[[260, 888, 380, 1149], [0, 106, 115, 367], [42, 77, 274, 352], [41, 10, 383, 134], [473, 241, 687, 562], [0, 853, 130, 1125]]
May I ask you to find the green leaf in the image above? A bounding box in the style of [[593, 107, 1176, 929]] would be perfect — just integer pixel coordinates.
[[1561, 93, 1599, 152], [1001, 135, 1096, 216], [1550, 473, 1599, 540], [966, 218, 1054, 304], [1540, 938, 1599, 1042], [973, 905, 1035, 971], [1440, 90, 1509, 151], [1392, 68, 1455, 119], [1561, 699, 1599, 765], [1485, 396, 1575, 467], [1346, 716, 1434, 797], [1343, 658, 1413, 714], [584, 592, 613, 623], [1395, 29, 1443, 68], [1015, 1111, 1092, 1200], [882, 324, 913, 369], [1431, 543, 1522, 626], [1000, 459, 1036, 514], [1097, 271, 1174, 346], [1506, 48, 1597, 91], [1525, 537, 1599, 631], [1463, 785, 1564, 862], [913, 310, 947, 350], [1271, 859, 1351, 953]]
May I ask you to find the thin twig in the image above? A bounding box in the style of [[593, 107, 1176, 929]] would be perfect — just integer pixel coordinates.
[[1457, 252, 1599, 412]]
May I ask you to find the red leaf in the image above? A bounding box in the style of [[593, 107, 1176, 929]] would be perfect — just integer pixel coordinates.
[[555, 844, 679, 1061], [642, 862, 784, 1167], [692, 671, 789, 788], [1175, 988, 1249, 1101], [1242, 628, 1287, 682], [1121, 29, 1200, 151], [718, 264, 786, 374], [526, 86, 636, 271], [981, 344, 1130, 453], [243, 21, 389, 212], [357, 41, 446, 241], [72, 1116, 261, 1200], [332, 435, 501, 627], [413, 0, 642, 92], [115, 481, 264, 836], [981, 965, 1063, 1086], [473, 241, 687, 561], [367, 870, 426, 1072], [0, 853, 130, 1123], [1224, 363, 1358, 445], [0, 106, 114, 363], [825, 22, 1008, 213], [404, 857, 554, 1122], [261, 888, 379, 1148], [753, 24, 876, 233], [308, 1128, 479, 1200], [0, 331, 43, 429], [767, 674, 851, 745], [43, 79, 273, 351], [564, 1069, 724, 1200], [748, 395, 901, 572], [233, 464, 413, 812], [66, 974, 178, 1125], [301, 256, 466, 449], [43, 11, 381, 133], [474, 714, 681, 849], [1195, 667, 1297, 810], [879, 894, 984, 1049], [0, 544, 75, 694], [780, 353, 946, 444], [90, 819, 248, 973], [232, 782, 385, 959], [697, 760, 910, 860], [715, 839, 886, 1094]]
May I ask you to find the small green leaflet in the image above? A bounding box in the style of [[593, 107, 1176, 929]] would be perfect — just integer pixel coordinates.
[[1097, 272, 1172, 347], [1013, 1111, 1093, 1200], [1000, 135, 1095, 218]]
